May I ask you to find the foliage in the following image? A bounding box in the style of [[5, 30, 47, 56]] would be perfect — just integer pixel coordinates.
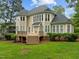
[[0, 0, 23, 23], [65, 0, 79, 33], [48, 33, 78, 42], [5, 33, 16, 40], [52, 5, 65, 14]]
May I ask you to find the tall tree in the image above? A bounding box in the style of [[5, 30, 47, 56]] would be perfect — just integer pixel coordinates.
[[52, 5, 65, 14], [0, 0, 23, 23], [66, 0, 79, 32], [0, 0, 23, 35]]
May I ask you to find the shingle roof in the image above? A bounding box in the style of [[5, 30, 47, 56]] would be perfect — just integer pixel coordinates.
[[18, 5, 54, 16], [18, 9, 28, 16], [51, 14, 72, 24], [28, 5, 53, 16]]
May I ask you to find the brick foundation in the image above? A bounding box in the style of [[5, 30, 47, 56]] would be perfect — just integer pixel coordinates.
[[26, 36, 40, 44], [16, 35, 50, 44]]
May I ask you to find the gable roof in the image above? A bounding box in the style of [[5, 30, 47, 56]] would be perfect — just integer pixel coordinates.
[[51, 14, 72, 24]]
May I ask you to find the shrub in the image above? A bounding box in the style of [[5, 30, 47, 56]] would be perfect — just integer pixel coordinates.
[[5, 34, 11, 40], [48, 33, 78, 42], [5, 33, 16, 40]]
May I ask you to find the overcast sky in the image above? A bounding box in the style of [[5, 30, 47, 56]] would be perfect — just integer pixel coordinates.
[[22, 0, 75, 18]]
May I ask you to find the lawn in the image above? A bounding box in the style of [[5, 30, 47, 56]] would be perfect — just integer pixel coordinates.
[[0, 41, 79, 59]]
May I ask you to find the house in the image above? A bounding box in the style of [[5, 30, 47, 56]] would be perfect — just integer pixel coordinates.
[[16, 5, 74, 44]]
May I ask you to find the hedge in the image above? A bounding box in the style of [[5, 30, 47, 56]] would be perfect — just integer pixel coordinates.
[[5, 33, 16, 40], [47, 33, 79, 42]]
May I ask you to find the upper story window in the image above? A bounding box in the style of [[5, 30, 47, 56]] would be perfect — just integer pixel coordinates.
[[48, 14, 50, 21], [45, 13, 50, 21], [45, 14, 48, 21], [23, 17, 25, 21], [20, 16, 25, 21], [33, 14, 43, 23], [20, 17, 22, 21]]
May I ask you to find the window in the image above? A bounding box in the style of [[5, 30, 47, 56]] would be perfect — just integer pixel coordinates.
[[53, 25, 55, 33], [20, 17, 22, 21], [48, 25, 49, 32], [45, 14, 48, 21], [56, 25, 59, 33], [45, 25, 47, 32], [60, 25, 63, 33], [23, 17, 25, 21], [48, 14, 50, 21], [42, 14, 43, 21], [67, 24, 70, 33], [20, 16, 25, 21], [45, 14, 50, 21], [33, 14, 44, 23]]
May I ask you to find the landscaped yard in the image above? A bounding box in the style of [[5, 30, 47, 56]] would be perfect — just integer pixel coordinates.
[[0, 41, 79, 59]]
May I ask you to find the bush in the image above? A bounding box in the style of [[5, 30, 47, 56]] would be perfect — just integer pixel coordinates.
[[5, 33, 16, 40], [65, 34, 77, 42], [48, 33, 78, 42]]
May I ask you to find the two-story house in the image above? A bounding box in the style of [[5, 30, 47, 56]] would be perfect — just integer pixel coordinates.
[[16, 5, 74, 44]]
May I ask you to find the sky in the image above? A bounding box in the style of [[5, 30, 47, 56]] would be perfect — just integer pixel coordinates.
[[22, 0, 75, 18]]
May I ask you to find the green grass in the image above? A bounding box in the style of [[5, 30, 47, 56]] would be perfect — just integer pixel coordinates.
[[0, 41, 79, 59]]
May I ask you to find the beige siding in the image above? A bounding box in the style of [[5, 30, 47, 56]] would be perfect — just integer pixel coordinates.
[[16, 13, 74, 37]]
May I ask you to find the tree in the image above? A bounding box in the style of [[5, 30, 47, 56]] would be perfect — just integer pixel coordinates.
[[66, 0, 79, 32], [0, 0, 23, 23], [0, 0, 23, 36], [52, 5, 65, 14], [0, 0, 8, 23]]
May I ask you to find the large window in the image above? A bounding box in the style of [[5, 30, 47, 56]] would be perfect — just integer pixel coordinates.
[[45, 14, 48, 21], [45, 13, 50, 21], [33, 14, 43, 23], [20, 26, 22, 31]]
